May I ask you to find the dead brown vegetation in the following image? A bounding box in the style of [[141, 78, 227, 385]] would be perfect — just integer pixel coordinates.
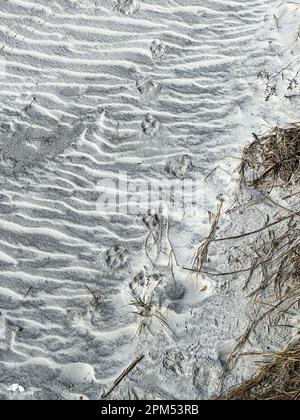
[[240, 124, 300, 189], [219, 125, 300, 400], [222, 340, 300, 400]]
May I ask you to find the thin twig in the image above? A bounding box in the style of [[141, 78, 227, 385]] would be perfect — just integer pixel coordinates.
[[102, 355, 145, 399]]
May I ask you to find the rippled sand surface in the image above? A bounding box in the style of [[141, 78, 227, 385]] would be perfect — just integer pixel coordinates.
[[0, 0, 299, 400]]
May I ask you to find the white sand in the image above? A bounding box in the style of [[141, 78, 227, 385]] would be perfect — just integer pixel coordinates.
[[0, 0, 299, 400]]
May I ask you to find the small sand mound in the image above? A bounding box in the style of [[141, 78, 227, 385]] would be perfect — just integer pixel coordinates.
[[240, 124, 300, 188]]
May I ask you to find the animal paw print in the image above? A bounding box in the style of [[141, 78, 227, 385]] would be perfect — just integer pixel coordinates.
[[165, 155, 193, 179], [136, 78, 161, 97], [129, 268, 162, 292], [115, 0, 140, 15], [163, 349, 185, 375], [105, 245, 129, 269], [141, 114, 160, 137], [150, 39, 167, 59]]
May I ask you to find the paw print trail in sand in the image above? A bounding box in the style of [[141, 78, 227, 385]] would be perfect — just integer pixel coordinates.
[[0, 0, 289, 400]]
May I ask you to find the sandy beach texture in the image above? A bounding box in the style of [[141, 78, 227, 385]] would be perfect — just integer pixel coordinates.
[[0, 0, 299, 400]]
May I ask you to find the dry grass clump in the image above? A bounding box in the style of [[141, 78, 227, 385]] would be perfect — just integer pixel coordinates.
[[248, 226, 300, 300], [219, 125, 300, 400], [240, 124, 300, 188], [129, 291, 175, 340], [271, 242, 300, 300], [222, 340, 300, 400], [220, 219, 300, 398]]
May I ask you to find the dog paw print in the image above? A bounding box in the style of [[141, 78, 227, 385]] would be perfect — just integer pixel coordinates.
[[129, 268, 162, 292], [115, 0, 140, 15], [165, 155, 193, 179], [105, 245, 129, 269], [150, 39, 167, 59], [136, 78, 161, 97], [163, 349, 185, 375], [141, 114, 160, 137]]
